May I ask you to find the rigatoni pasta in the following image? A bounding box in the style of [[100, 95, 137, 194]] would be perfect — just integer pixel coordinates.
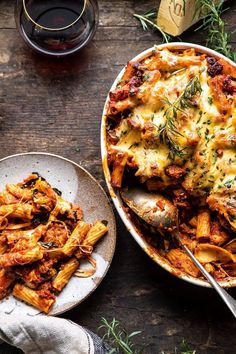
[[105, 47, 236, 282], [62, 221, 90, 257], [75, 221, 108, 259], [196, 209, 211, 242], [13, 283, 55, 314], [0, 173, 108, 313], [52, 258, 79, 292]]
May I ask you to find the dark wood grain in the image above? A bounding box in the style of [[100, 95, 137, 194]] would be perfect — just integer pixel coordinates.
[[0, 1, 236, 353]]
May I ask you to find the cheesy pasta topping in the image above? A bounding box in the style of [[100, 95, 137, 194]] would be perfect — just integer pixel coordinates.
[[105, 47, 236, 281]]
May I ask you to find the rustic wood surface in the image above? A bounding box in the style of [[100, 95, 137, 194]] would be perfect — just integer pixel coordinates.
[[0, 1, 236, 353]]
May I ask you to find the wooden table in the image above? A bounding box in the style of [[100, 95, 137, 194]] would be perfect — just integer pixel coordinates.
[[0, 1, 236, 353]]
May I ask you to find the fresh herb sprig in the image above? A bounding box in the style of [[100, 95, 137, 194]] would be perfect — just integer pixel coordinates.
[[100, 318, 196, 354], [159, 117, 187, 159], [160, 77, 202, 158], [161, 339, 197, 354], [178, 77, 202, 109], [99, 317, 143, 354], [134, 2, 235, 62], [195, 0, 236, 61], [133, 9, 171, 43], [178, 339, 197, 354]]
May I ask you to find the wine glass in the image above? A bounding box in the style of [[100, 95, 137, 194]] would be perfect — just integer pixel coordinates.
[[15, 0, 99, 57]]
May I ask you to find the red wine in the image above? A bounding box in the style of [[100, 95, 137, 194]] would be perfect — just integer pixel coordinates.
[[15, 0, 98, 56]]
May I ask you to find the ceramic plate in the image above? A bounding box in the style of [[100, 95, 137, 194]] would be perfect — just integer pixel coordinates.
[[0, 152, 116, 315], [101, 42, 236, 288]]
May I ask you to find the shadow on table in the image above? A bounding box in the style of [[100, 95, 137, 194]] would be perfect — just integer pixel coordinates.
[[23, 42, 93, 80]]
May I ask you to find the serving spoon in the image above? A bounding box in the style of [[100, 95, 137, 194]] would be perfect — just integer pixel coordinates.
[[121, 187, 236, 319]]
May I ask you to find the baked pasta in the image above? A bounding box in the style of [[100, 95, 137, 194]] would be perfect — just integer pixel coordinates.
[[105, 46, 236, 281], [0, 173, 108, 313]]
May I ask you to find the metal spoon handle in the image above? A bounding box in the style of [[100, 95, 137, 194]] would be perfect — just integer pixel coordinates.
[[180, 241, 236, 319]]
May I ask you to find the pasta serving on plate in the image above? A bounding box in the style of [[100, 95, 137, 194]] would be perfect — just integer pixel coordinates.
[[0, 173, 108, 313], [105, 46, 236, 282]]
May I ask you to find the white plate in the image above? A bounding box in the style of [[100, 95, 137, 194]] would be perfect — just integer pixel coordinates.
[[0, 152, 116, 315], [101, 42, 236, 288]]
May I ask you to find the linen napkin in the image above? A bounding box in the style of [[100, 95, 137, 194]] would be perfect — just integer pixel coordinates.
[[0, 312, 111, 354]]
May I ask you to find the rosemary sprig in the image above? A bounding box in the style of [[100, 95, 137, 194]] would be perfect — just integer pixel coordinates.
[[195, 0, 236, 61], [159, 120, 187, 159], [178, 77, 202, 109], [134, 2, 235, 61], [99, 317, 143, 354], [99, 318, 196, 354], [161, 339, 196, 354], [179, 339, 197, 354], [160, 77, 202, 158], [133, 9, 171, 43]]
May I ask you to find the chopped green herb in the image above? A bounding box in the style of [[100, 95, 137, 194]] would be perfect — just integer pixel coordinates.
[[196, 111, 203, 124], [196, 128, 201, 137], [212, 151, 218, 163], [143, 72, 150, 81], [129, 142, 140, 149], [120, 130, 128, 138], [224, 179, 233, 188], [207, 96, 213, 105]]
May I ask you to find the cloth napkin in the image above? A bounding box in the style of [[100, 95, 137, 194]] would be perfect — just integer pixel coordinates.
[[0, 312, 111, 354]]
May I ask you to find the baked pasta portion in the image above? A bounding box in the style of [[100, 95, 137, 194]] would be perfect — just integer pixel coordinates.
[[105, 47, 236, 281], [0, 174, 108, 313]]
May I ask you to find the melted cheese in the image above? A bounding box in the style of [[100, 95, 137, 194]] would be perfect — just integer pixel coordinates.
[[107, 48, 236, 228]]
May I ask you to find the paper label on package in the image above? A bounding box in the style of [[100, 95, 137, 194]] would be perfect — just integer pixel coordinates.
[[157, 0, 212, 36]]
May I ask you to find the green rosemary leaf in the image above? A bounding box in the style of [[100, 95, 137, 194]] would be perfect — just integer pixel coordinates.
[[195, 0, 235, 61], [128, 331, 142, 338], [99, 318, 143, 354], [108, 349, 116, 354], [160, 77, 202, 158], [99, 318, 196, 354], [133, 9, 172, 43], [207, 96, 213, 105], [180, 339, 196, 354]]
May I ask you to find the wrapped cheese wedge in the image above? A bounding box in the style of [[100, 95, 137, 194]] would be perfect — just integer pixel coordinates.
[[157, 0, 219, 36]]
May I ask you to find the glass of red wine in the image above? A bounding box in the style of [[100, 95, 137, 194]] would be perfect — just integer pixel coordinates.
[[15, 0, 99, 57]]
